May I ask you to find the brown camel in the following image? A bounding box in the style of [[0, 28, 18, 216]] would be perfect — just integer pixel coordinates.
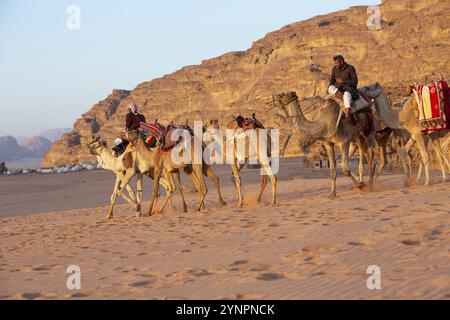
[[125, 129, 226, 215], [203, 118, 277, 207], [87, 135, 174, 219], [272, 91, 377, 198]]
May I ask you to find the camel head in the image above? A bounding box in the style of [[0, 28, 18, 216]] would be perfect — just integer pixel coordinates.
[[126, 130, 140, 143], [272, 92, 298, 108], [271, 92, 299, 119], [87, 135, 107, 155]]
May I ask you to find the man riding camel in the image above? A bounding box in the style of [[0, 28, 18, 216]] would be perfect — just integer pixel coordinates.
[[126, 102, 146, 131], [112, 102, 147, 156], [328, 55, 359, 116]]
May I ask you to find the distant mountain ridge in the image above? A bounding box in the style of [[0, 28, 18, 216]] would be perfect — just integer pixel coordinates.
[[0, 128, 71, 162]]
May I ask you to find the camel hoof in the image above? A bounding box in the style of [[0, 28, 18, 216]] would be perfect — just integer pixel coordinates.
[[219, 200, 227, 207], [105, 215, 113, 220], [182, 206, 188, 213], [357, 182, 366, 189], [328, 192, 336, 200]]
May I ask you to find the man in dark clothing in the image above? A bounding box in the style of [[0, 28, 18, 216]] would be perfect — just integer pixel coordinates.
[[112, 102, 146, 156], [126, 102, 146, 131], [328, 55, 359, 115]]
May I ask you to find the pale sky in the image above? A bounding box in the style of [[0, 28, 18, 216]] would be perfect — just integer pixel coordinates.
[[0, 0, 380, 136]]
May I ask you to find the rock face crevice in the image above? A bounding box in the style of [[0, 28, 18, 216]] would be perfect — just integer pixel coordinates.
[[43, 0, 450, 167]]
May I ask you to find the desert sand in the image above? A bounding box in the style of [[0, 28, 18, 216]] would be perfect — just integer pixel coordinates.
[[0, 157, 449, 300]]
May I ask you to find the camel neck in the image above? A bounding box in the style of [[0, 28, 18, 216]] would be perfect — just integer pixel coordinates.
[[97, 147, 118, 171], [287, 99, 328, 140]]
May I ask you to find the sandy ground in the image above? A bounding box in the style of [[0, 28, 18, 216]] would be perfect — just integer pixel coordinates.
[[0, 157, 449, 300]]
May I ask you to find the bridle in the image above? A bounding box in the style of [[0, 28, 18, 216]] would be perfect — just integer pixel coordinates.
[[271, 94, 298, 109], [88, 140, 106, 156]]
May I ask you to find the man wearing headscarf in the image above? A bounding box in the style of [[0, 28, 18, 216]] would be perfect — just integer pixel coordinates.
[[126, 102, 146, 131], [112, 102, 147, 156]]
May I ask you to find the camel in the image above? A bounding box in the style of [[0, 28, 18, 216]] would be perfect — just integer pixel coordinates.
[[272, 91, 377, 198], [124, 129, 226, 216], [410, 134, 450, 181], [87, 135, 176, 219], [215, 118, 277, 207], [372, 83, 450, 184]]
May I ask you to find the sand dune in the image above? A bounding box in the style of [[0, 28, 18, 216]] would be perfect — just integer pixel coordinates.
[[0, 158, 449, 299]]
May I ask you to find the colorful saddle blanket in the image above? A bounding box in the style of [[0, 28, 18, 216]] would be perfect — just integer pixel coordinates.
[[139, 122, 194, 150], [413, 80, 450, 132], [236, 114, 264, 130], [139, 122, 165, 147]]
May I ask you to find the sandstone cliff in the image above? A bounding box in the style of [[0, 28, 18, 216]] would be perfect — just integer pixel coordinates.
[[43, 0, 450, 167]]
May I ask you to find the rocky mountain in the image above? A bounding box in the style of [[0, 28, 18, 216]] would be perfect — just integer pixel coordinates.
[[43, 0, 450, 167]]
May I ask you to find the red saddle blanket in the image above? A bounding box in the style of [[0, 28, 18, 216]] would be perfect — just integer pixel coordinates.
[[140, 122, 194, 150], [139, 122, 165, 147], [413, 80, 450, 133]]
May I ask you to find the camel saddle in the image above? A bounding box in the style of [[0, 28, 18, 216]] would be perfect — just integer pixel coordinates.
[[160, 126, 193, 151], [332, 90, 374, 114], [236, 114, 264, 130], [139, 122, 166, 148]]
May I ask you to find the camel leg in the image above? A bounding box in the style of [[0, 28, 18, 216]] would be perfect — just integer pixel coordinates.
[[366, 140, 377, 188], [267, 170, 277, 205], [430, 135, 447, 182], [108, 171, 135, 219], [174, 171, 188, 212], [134, 173, 143, 217], [405, 137, 421, 180], [356, 140, 365, 184], [324, 143, 337, 199], [157, 170, 176, 213], [193, 164, 208, 211], [257, 174, 267, 203], [376, 144, 387, 179], [107, 176, 121, 219], [159, 177, 175, 210], [340, 141, 364, 189], [231, 163, 243, 207], [413, 135, 430, 185], [395, 142, 410, 181], [204, 165, 227, 207], [116, 172, 137, 207], [148, 166, 162, 216]]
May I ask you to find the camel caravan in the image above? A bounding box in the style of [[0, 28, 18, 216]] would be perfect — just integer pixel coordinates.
[[88, 56, 450, 219]]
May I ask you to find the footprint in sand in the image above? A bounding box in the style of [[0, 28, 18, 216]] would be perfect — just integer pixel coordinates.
[[347, 241, 364, 246], [256, 273, 285, 281], [22, 292, 41, 300], [129, 280, 153, 287], [401, 239, 421, 246], [230, 260, 248, 267], [186, 269, 212, 277]]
